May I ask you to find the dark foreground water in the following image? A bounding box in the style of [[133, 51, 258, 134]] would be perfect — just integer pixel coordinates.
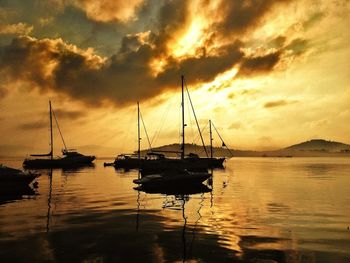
[[0, 157, 349, 263]]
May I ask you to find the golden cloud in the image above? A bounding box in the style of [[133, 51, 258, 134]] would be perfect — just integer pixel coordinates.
[[0, 0, 313, 107], [73, 0, 144, 22], [0, 22, 33, 35]]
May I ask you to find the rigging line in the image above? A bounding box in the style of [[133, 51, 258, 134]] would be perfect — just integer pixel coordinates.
[[151, 97, 173, 146], [212, 122, 234, 157], [185, 91, 195, 144], [184, 80, 209, 158], [121, 106, 136, 153], [178, 100, 182, 145], [51, 107, 67, 151], [193, 121, 209, 146], [139, 110, 153, 151]]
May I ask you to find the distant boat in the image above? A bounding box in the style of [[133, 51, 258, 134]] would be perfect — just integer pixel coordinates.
[[0, 164, 39, 190], [23, 101, 95, 169]]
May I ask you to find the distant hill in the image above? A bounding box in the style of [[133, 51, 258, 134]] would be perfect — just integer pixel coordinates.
[[140, 139, 350, 158], [283, 139, 350, 152], [1, 139, 349, 158]]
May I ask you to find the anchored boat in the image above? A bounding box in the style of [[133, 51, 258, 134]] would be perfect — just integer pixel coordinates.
[[113, 76, 229, 172], [23, 101, 95, 169]]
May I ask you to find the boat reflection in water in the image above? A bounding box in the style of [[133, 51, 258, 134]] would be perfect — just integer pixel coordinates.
[[134, 181, 211, 195], [133, 169, 212, 189], [135, 176, 210, 263]]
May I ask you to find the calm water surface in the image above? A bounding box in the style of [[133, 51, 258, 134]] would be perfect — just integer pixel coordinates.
[[0, 157, 349, 263]]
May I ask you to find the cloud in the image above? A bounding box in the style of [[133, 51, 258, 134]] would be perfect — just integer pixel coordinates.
[[0, 22, 33, 35], [238, 52, 281, 76], [264, 99, 298, 108], [17, 120, 47, 130], [17, 108, 86, 130], [0, 87, 7, 99], [0, 0, 306, 107], [285, 38, 308, 56], [53, 108, 87, 120], [215, 0, 291, 36], [258, 136, 272, 142], [71, 0, 144, 23], [229, 122, 242, 129], [303, 12, 325, 31], [0, 35, 245, 106]]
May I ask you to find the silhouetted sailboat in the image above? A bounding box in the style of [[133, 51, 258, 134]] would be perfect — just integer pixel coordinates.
[[142, 75, 226, 171], [23, 101, 95, 168], [113, 76, 227, 173]]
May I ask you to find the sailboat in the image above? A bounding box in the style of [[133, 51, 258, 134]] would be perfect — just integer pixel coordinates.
[[23, 101, 95, 169], [141, 75, 226, 171], [112, 75, 228, 172]]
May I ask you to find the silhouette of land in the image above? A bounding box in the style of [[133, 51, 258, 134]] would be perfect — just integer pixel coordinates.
[[1, 139, 349, 158], [139, 139, 350, 157]]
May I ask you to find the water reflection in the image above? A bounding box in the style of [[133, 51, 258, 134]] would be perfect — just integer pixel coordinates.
[[135, 180, 212, 262], [0, 185, 37, 206], [60, 163, 96, 174], [0, 158, 349, 262], [46, 170, 53, 233], [135, 183, 211, 195]]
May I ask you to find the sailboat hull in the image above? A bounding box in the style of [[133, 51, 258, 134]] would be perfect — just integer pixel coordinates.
[[23, 155, 95, 168], [114, 157, 224, 171]]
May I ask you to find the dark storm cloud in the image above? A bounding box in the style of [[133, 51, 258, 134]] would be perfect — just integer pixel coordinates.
[[0, 0, 298, 107]]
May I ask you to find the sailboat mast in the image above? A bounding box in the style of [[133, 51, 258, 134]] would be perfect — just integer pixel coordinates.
[[209, 120, 213, 158], [181, 75, 185, 160], [49, 101, 53, 160], [137, 101, 141, 160]]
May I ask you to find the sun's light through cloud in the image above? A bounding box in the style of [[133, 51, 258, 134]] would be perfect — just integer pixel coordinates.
[[171, 17, 206, 58]]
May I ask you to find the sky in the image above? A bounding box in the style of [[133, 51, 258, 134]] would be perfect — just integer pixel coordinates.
[[0, 0, 349, 155]]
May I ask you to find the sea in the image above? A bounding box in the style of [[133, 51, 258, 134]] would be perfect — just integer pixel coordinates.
[[0, 157, 349, 263]]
